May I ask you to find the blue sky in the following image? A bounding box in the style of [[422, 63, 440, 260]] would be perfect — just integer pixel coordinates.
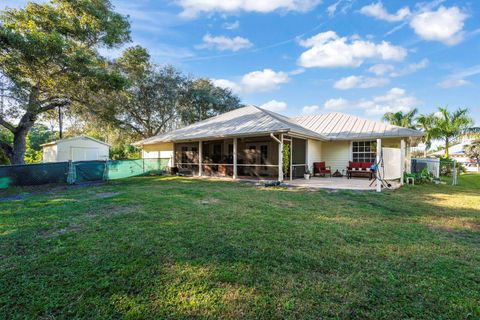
[[3, 0, 480, 124]]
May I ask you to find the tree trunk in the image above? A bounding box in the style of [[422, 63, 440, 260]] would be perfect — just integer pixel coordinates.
[[11, 127, 30, 164], [444, 138, 449, 158], [9, 111, 37, 165]]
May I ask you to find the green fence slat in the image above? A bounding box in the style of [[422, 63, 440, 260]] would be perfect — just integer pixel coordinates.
[[107, 159, 143, 180], [74, 161, 106, 182], [0, 158, 170, 188], [0, 162, 69, 188]]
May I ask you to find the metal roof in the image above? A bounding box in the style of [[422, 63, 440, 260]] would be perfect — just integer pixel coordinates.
[[135, 105, 328, 145], [135, 107, 424, 146], [292, 112, 424, 140]]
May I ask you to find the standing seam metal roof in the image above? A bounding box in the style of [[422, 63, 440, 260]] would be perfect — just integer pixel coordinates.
[[292, 112, 424, 140], [135, 107, 423, 145], [135, 105, 327, 145]]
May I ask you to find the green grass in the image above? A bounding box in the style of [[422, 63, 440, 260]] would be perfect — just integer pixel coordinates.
[[1, 174, 479, 319]]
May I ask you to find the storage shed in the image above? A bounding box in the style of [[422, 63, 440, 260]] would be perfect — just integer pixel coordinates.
[[41, 136, 110, 163]]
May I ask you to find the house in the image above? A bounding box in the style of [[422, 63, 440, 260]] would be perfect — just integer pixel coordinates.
[[41, 136, 110, 163], [134, 105, 423, 182], [432, 138, 479, 172]]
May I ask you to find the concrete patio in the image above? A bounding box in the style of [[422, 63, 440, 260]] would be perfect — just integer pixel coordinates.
[[285, 176, 401, 191]]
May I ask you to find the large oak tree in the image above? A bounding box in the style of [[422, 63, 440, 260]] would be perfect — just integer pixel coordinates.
[[89, 46, 242, 140], [0, 0, 130, 164]]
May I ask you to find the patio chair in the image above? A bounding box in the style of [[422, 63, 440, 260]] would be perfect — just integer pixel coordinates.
[[313, 162, 332, 177]]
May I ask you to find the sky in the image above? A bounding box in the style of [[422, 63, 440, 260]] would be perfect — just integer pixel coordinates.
[[3, 0, 480, 125]]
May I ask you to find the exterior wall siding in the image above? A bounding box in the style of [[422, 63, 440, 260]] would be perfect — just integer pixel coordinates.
[[58, 140, 109, 162], [321, 141, 351, 173], [306, 139, 322, 170], [142, 143, 174, 167], [42, 145, 57, 163]]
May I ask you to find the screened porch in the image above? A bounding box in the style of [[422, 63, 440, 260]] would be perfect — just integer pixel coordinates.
[[173, 135, 308, 180]]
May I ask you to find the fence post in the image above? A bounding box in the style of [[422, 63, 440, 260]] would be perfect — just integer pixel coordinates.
[[103, 160, 109, 181], [67, 160, 76, 185], [452, 160, 457, 186]]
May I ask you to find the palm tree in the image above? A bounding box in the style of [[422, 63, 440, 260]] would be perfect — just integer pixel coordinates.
[[382, 108, 418, 128], [415, 113, 436, 157], [429, 107, 479, 157]]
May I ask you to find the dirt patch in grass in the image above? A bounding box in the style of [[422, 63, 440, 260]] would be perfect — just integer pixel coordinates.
[[87, 192, 121, 200], [199, 198, 221, 205], [41, 205, 138, 238], [87, 204, 139, 217], [42, 223, 83, 238]]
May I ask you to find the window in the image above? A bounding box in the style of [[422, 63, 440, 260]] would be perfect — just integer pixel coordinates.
[[352, 141, 376, 163]]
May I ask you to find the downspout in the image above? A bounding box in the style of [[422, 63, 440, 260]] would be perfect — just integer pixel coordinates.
[[270, 133, 281, 144]]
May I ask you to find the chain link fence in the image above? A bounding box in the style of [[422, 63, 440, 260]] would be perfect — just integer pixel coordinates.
[[0, 158, 170, 189]]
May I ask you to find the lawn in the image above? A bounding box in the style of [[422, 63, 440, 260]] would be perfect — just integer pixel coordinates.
[[0, 175, 479, 319]]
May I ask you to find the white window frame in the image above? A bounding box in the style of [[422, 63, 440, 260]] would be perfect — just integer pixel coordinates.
[[352, 140, 376, 163]]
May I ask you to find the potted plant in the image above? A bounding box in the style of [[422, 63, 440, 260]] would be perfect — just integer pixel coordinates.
[[304, 167, 311, 180]]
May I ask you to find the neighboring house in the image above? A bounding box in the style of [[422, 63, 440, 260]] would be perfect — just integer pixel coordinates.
[[41, 136, 110, 163], [432, 138, 479, 172], [134, 105, 423, 181]]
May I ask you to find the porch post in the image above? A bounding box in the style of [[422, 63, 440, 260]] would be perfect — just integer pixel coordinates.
[[290, 139, 293, 181], [198, 141, 202, 177], [233, 138, 238, 179], [171, 143, 176, 169], [278, 134, 284, 182], [400, 139, 405, 185], [376, 138, 382, 192]]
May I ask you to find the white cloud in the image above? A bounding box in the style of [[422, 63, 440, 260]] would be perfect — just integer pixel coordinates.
[[437, 64, 480, 89], [302, 105, 320, 115], [327, 0, 341, 17], [360, 2, 411, 22], [298, 31, 407, 68], [212, 79, 242, 94], [323, 88, 421, 116], [177, 0, 322, 18], [410, 6, 467, 45], [333, 75, 389, 90], [241, 69, 290, 92], [362, 87, 421, 115], [368, 64, 395, 76], [223, 20, 240, 30], [196, 34, 253, 51], [437, 79, 470, 89], [324, 98, 350, 110], [260, 100, 288, 112], [289, 68, 305, 75], [212, 69, 291, 94], [390, 58, 429, 77]]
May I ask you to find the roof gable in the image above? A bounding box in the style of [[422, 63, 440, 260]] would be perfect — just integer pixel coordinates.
[[136, 105, 327, 145], [41, 136, 111, 147]]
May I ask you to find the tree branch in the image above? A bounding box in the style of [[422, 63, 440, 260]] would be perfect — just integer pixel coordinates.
[[0, 117, 17, 133], [0, 140, 13, 161], [38, 98, 71, 113]]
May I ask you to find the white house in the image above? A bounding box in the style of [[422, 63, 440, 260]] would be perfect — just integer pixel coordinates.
[[41, 136, 110, 163], [134, 105, 424, 184]]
